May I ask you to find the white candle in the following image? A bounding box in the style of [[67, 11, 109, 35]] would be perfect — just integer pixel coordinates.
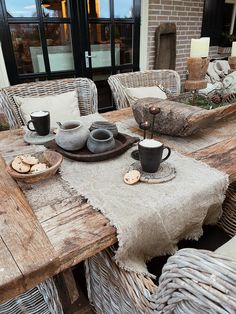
[[231, 42, 236, 56], [190, 37, 210, 58]]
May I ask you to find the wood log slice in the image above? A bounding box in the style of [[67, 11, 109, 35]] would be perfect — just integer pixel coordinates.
[[132, 97, 236, 137]]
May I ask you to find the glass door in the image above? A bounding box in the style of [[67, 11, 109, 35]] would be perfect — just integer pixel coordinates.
[[84, 0, 141, 110], [0, 0, 140, 111], [0, 0, 79, 83]]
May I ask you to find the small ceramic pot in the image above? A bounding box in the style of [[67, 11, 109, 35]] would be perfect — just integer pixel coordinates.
[[55, 120, 89, 151], [89, 121, 118, 137], [87, 128, 115, 154]]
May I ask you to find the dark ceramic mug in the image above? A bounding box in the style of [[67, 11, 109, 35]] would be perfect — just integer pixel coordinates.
[[27, 111, 50, 136], [138, 139, 171, 173]]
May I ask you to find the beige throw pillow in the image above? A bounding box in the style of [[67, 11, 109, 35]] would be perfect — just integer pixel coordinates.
[[14, 90, 80, 128], [125, 86, 167, 102]]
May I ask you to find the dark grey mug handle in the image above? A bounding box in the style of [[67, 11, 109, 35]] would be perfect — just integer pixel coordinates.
[[27, 120, 36, 132], [161, 146, 171, 163]]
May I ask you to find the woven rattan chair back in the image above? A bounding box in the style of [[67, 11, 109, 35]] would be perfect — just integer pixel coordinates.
[[0, 278, 63, 314], [108, 70, 181, 110], [0, 77, 98, 129]]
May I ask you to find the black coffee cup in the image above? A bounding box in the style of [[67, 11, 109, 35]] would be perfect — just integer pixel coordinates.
[[27, 111, 50, 136], [138, 139, 171, 173]]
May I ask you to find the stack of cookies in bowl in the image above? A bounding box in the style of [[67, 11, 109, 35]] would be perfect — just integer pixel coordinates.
[[12, 154, 48, 174], [7, 150, 63, 184]]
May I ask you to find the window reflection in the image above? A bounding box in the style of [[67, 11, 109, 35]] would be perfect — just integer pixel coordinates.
[[43, 23, 74, 71], [41, 0, 69, 18], [9, 24, 45, 74], [114, 0, 133, 18], [5, 0, 37, 17], [115, 24, 133, 65], [89, 24, 111, 67], [87, 0, 110, 18]]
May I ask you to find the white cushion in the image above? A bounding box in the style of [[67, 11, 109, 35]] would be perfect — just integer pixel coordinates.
[[125, 86, 167, 102], [14, 90, 80, 128], [215, 236, 236, 260]]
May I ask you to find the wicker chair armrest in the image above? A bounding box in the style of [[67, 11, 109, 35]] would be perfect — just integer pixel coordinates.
[[108, 75, 129, 110], [155, 248, 236, 313], [0, 90, 21, 129]]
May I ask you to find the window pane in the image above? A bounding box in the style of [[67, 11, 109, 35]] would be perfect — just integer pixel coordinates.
[[44, 23, 74, 71], [114, 0, 133, 18], [41, 0, 70, 18], [5, 0, 37, 18], [9, 24, 45, 74], [115, 24, 133, 65], [89, 24, 111, 68], [87, 0, 110, 18]]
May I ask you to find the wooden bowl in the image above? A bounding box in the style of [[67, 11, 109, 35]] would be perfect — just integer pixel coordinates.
[[6, 150, 63, 184]]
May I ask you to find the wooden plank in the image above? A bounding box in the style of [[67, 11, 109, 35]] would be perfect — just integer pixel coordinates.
[[41, 201, 116, 271], [0, 237, 26, 302], [0, 156, 59, 303], [61, 269, 80, 304], [189, 137, 236, 183]]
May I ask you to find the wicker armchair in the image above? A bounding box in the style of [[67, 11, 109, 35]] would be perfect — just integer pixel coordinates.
[[108, 70, 181, 110], [155, 248, 236, 313], [0, 77, 98, 129], [85, 243, 236, 314]]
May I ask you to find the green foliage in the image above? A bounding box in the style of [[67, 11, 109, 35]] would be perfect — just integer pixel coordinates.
[[187, 94, 223, 110]]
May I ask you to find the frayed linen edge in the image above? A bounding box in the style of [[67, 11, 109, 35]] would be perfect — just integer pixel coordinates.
[[60, 173, 206, 279]]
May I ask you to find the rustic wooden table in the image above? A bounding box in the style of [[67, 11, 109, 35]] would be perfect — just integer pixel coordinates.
[[1, 107, 236, 303]]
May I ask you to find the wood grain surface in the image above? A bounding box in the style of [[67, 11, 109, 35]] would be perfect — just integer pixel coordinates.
[[0, 107, 236, 303], [0, 156, 58, 302]]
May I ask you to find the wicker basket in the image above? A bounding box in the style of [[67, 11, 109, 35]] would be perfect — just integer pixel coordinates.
[[85, 183, 236, 314]]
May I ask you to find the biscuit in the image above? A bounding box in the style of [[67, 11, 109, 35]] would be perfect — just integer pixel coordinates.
[[12, 156, 31, 173], [124, 170, 141, 185], [30, 163, 48, 173], [20, 154, 39, 165]]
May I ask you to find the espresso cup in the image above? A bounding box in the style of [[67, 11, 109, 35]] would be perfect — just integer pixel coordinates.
[[27, 111, 50, 136], [138, 139, 171, 173]]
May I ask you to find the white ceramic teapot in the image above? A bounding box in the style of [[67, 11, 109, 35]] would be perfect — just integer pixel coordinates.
[[55, 120, 89, 151]]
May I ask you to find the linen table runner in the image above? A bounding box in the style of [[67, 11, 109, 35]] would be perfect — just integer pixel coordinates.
[[59, 114, 229, 275]]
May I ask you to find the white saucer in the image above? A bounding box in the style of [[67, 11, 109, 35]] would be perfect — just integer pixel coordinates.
[[24, 131, 55, 145]]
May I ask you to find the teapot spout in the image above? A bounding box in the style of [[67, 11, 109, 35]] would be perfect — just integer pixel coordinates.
[[56, 121, 63, 129]]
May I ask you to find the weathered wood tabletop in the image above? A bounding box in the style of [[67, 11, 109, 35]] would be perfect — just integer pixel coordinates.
[[0, 107, 236, 303]]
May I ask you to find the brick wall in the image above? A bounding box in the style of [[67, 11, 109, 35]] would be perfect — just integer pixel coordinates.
[[147, 0, 205, 80]]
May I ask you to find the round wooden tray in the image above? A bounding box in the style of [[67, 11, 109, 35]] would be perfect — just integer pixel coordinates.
[[46, 133, 139, 162]]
